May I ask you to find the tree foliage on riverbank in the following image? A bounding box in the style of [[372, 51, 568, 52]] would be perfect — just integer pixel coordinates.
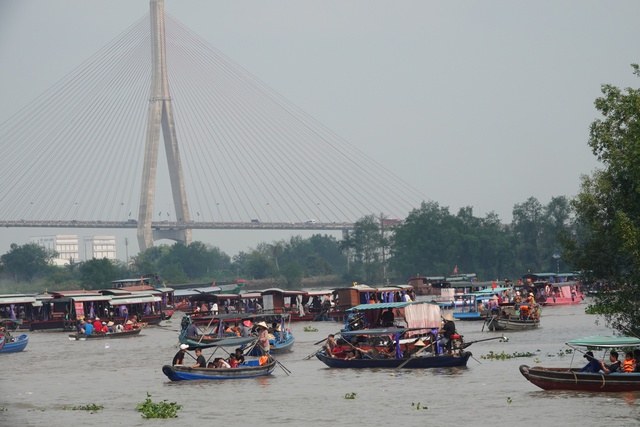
[[561, 65, 640, 336]]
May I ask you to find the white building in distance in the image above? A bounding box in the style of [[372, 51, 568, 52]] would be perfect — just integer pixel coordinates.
[[30, 234, 117, 266], [31, 234, 80, 266], [82, 235, 117, 261]]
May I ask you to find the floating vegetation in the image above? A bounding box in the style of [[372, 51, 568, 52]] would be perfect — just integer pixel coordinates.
[[303, 326, 318, 332], [411, 402, 428, 410], [534, 358, 542, 364], [69, 404, 104, 412], [344, 392, 357, 399], [507, 397, 512, 404], [480, 350, 536, 360], [499, 337, 509, 343], [136, 392, 182, 419]]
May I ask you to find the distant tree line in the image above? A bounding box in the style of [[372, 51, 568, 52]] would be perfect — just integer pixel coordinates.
[[0, 194, 574, 293]]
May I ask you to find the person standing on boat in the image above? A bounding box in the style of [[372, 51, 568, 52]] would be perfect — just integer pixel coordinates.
[[438, 313, 457, 354], [173, 344, 189, 366], [191, 348, 206, 368], [240, 319, 252, 337], [254, 321, 270, 353]]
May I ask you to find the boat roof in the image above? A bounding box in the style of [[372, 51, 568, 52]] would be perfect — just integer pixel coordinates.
[[349, 301, 437, 311], [0, 296, 37, 304], [186, 336, 257, 350], [566, 336, 640, 348], [261, 288, 307, 296], [339, 327, 429, 337]]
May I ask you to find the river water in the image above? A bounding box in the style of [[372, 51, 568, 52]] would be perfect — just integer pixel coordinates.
[[2, 302, 640, 426]]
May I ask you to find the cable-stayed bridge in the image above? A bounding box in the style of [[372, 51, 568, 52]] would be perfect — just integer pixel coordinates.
[[0, 0, 428, 249]]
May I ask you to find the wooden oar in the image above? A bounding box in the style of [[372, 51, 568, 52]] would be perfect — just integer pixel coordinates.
[[396, 338, 433, 370]]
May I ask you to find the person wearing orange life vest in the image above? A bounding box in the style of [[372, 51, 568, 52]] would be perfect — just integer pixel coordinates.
[[621, 351, 635, 372]]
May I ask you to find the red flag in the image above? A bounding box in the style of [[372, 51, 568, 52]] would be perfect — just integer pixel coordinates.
[[453, 265, 458, 275]]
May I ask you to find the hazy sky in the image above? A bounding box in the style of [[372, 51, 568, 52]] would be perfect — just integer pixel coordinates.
[[1, 1, 639, 259]]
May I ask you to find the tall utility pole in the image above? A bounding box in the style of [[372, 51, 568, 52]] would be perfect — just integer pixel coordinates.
[[137, 0, 192, 251]]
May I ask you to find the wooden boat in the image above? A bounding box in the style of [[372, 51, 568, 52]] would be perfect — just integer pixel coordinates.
[[0, 335, 4, 352], [520, 336, 640, 391], [180, 313, 295, 354], [453, 287, 512, 320], [68, 328, 143, 340], [162, 336, 277, 381], [315, 327, 473, 369], [0, 333, 29, 353], [483, 302, 540, 331]]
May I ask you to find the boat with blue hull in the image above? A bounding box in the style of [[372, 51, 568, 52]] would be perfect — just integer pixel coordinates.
[[162, 336, 277, 381], [0, 333, 29, 353]]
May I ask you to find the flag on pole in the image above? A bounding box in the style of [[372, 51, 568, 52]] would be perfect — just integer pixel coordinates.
[[453, 265, 458, 275]]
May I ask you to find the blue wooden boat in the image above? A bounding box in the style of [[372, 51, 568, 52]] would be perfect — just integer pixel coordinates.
[[162, 336, 277, 381], [453, 287, 511, 320], [0, 333, 29, 353], [0, 335, 5, 352]]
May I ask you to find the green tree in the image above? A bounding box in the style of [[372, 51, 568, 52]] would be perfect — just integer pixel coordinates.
[[561, 64, 640, 335], [0, 243, 56, 282], [79, 258, 121, 289]]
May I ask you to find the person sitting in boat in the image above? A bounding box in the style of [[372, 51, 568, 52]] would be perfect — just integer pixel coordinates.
[[124, 320, 134, 331], [438, 313, 457, 355], [622, 351, 635, 372], [580, 351, 601, 373], [186, 321, 200, 338], [331, 339, 352, 358], [77, 319, 86, 334], [114, 322, 124, 333], [240, 319, 252, 337], [514, 291, 523, 303], [601, 351, 621, 373], [233, 348, 245, 365], [380, 308, 395, 327], [634, 349, 640, 372], [227, 353, 239, 368], [191, 348, 206, 368], [173, 344, 189, 366], [344, 342, 366, 360], [106, 321, 115, 333], [83, 318, 94, 336], [324, 334, 338, 358], [209, 357, 230, 369]]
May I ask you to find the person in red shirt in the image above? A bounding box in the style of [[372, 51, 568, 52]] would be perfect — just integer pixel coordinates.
[[93, 318, 103, 333]]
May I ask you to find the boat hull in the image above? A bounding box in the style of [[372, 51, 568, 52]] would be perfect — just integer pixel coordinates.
[[315, 351, 471, 369], [0, 334, 29, 353], [484, 316, 539, 331], [68, 329, 143, 340], [520, 365, 640, 392], [162, 360, 276, 381]]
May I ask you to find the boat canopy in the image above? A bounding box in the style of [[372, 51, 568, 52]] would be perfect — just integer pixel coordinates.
[[349, 301, 437, 311], [566, 336, 640, 348], [339, 327, 427, 337], [0, 296, 37, 305], [109, 295, 161, 305], [185, 336, 257, 350], [70, 295, 112, 302]]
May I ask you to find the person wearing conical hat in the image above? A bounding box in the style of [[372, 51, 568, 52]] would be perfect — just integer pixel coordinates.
[[254, 321, 270, 353], [439, 312, 457, 354]]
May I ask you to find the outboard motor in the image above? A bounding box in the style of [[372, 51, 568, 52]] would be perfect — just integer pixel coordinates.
[[346, 313, 365, 331]]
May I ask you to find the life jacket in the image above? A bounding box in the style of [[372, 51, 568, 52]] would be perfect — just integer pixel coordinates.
[[622, 358, 635, 372]]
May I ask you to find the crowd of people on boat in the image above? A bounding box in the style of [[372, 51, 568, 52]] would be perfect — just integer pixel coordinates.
[[77, 316, 141, 335], [322, 312, 460, 360], [581, 349, 640, 374], [172, 345, 269, 369]]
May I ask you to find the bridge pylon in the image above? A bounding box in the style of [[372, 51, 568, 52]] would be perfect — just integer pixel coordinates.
[[138, 0, 192, 251]]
